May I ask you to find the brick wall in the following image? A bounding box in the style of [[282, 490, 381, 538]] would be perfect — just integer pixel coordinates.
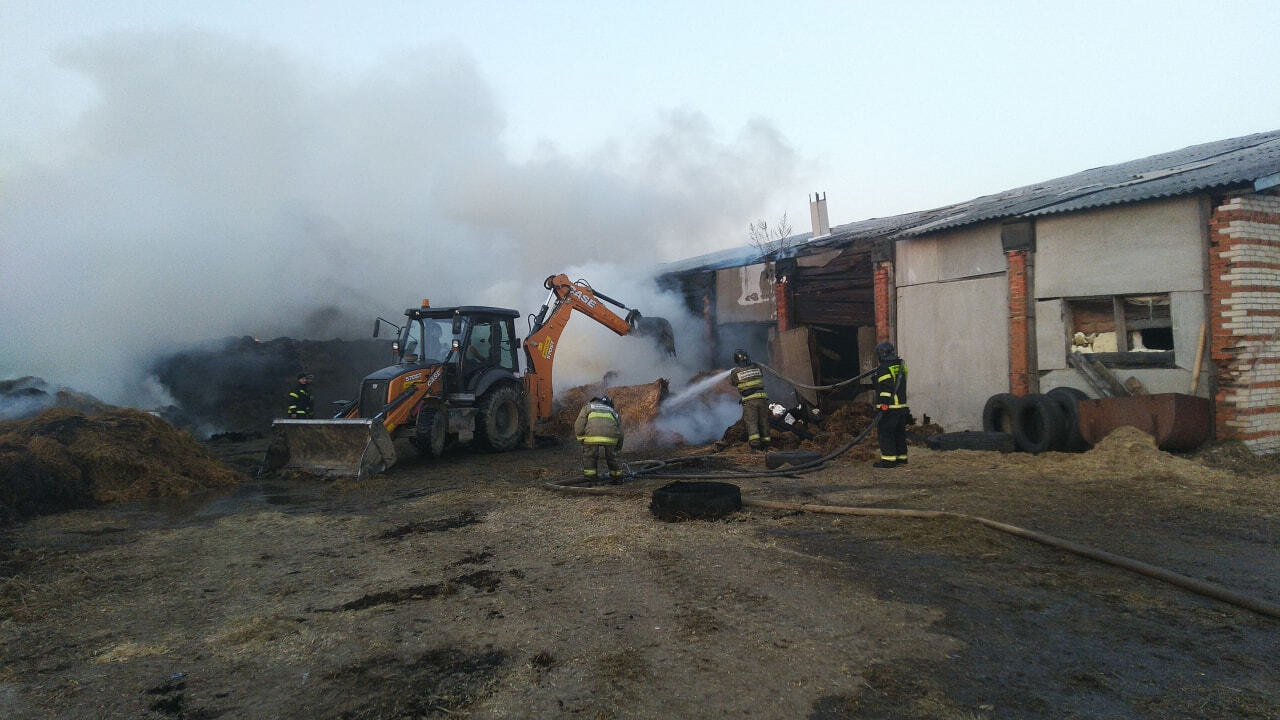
[[873, 261, 893, 343], [774, 277, 793, 333], [1006, 249, 1033, 395], [1209, 190, 1280, 454]]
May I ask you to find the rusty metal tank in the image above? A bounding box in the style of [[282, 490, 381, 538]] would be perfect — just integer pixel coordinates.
[[1075, 393, 1211, 452]]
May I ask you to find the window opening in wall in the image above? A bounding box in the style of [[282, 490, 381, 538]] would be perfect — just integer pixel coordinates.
[[1067, 293, 1175, 367]]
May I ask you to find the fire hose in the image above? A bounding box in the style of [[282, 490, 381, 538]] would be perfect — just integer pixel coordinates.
[[759, 362, 875, 391], [543, 413, 1280, 620]]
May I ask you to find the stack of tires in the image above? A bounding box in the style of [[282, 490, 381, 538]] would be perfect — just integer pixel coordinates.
[[982, 388, 1091, 454]]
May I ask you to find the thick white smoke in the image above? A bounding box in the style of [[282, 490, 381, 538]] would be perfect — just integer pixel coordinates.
[[0, 29, 798, 407]]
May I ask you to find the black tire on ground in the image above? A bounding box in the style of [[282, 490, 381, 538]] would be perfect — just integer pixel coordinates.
[[982, 393, 1022, 434], [411, 406, 447, 458], [1045, 387, 1091, 452], [1013, 393, 1067, 454], [924, 431, 1017, 453], [649, 482, 742, 522], [475, 383, 526, 452]]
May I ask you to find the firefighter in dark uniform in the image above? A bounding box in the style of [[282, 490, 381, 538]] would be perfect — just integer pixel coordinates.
[[729, 349, 771, 450], [872, 342, 909, 468], [287, 372, 314, 418], [574, 395, 624, 482]]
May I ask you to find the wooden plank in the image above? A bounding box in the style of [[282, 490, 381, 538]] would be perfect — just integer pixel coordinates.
[[1089, 351, 1174, 368], [1113, 296, 1129, 352], [792, 246, 875, 327], [1085, 353, 1131, 397], [1068, 352, 1109, 396], [1068, 352, 1131, 397], [772, 327, 818, 405]]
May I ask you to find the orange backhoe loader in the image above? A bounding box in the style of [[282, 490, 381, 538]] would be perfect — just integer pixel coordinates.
[[262, 274, 674, 479]]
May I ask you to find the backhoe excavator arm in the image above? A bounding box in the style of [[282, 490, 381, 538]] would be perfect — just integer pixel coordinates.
[[522, 274, 673, 421]]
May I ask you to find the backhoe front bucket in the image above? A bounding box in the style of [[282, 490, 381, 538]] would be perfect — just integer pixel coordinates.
[[633, 316, 676, 356], [263, 418, 397, 480]]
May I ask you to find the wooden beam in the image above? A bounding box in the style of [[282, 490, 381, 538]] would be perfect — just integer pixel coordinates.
[[1068, 351, 1131, 397]]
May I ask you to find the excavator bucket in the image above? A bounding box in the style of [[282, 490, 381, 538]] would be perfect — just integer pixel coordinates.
[[262, 418, 398, 480], [632, 316, 676, 356]]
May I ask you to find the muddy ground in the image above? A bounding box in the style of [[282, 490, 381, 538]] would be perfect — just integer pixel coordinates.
[[2, 429, 1278, 720]]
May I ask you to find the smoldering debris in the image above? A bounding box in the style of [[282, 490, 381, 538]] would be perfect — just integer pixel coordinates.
[[149, 335, 393, 435], [718, 402, 944, 459], [0, 376, 116, 422], [544, 371, 741, 451], [0, 407, 243, 525], [543, 379, 674, 449]]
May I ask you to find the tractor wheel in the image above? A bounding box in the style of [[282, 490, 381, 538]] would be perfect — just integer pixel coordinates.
[[411, 407, 447, 458], [476, 384, 525, 452]]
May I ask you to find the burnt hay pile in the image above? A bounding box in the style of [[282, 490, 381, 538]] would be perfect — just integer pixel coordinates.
[[151, 335, 393, 434], [0, 408, 243, 524], [0, 376, 115, 420], [542, 379, 673, 450], [721, 401, 945, 459]]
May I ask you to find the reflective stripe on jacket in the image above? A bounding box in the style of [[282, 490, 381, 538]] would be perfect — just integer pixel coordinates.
[[875, 360, 908, 408], [574, 402, 623, 447], [729, 364, 768, 403], [287, 386, 313, 417]]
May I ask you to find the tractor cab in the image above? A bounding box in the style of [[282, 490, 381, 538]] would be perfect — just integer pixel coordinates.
[[375, 305, 522, 399]]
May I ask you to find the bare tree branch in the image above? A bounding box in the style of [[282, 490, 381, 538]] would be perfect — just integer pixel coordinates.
[[746, 211, 793, 259]]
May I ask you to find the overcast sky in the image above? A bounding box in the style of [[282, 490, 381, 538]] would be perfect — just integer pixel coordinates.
[[8, 1, 1279, 228], [2, 0, 1279, 404]]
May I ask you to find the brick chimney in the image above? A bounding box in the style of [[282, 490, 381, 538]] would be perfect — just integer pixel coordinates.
[[809, 192, 830, 239]]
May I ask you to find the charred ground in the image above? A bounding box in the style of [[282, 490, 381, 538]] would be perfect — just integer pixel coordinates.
[[1, 419, 1278, 719]]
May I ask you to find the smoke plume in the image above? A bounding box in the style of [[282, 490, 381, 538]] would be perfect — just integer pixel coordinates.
[[0, 29, 797, 408]]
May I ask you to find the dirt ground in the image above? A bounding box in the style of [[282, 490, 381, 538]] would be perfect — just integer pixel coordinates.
[[2, 427, 1279, 719]]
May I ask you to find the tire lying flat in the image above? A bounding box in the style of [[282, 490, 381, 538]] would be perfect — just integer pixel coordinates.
[[925, 431, 1016, 453], [650, 481, 742, 522]]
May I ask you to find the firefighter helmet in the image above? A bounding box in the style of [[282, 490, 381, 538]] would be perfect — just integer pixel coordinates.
[[875, 341, 897, 362]]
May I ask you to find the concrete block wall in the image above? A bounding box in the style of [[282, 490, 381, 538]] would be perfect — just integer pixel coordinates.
[[1209, 190, 1280, 454]]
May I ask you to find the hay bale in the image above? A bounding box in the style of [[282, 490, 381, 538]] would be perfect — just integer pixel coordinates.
[[541, 379, 673, 449], [0, 407, 243, 524]]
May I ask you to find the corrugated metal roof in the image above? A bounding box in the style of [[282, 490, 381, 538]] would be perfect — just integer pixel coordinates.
[[906, 129, 1280, 234], [660, 129, 1280, 276]]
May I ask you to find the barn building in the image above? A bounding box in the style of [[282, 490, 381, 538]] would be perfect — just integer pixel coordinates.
[[659, 130, 1280, 453]]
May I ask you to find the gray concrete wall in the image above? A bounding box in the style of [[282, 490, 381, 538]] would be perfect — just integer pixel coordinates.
[[1170, 290, 1207, 371], [715, 263, 775, 323], [897, 275, 1010, 432], [896, 223, 1005, 286], [1040, 368, 1202, 397], [1033, 198, 1209, 395], [1039, 290, 1209, 399], [1035, 197, 1205, 297], [1035, 298, 1068, 371]]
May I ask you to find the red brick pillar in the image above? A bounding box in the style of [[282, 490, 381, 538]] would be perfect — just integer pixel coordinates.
[[1006, 249, 1033, 396], [873, 261, 893, 343], [1208, 190, 1280, 453], [775, 276, 793, 333]]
